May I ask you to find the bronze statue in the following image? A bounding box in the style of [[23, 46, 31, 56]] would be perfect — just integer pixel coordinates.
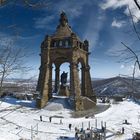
[[61, 71, 68, 85]]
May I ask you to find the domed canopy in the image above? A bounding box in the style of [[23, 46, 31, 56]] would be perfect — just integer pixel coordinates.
[[53, 12, 73, 38]]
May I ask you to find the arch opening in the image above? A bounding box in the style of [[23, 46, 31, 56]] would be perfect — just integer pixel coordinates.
[[52, 62, 70, 96], [52, 63, 56, 94], [78, 62, 82, 95], [59, 62, 70, 83]]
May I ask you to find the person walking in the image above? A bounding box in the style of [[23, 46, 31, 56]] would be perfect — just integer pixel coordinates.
[[75, 132, 78, 139], [60, 119, 62, 124], [69, 124, 72, 130], [122, 127, 124, 134], [40, 115, 42, 121], [49, 117, 52, 122]]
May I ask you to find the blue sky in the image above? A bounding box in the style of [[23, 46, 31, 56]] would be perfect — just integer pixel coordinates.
[[0, 0, 140, 79]]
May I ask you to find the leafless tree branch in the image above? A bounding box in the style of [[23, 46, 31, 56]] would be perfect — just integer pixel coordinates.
[[0, 41, 32, 96], [134, 0, 140, 11], [121, 42, 140, 70], [128, 6, 140, 41], [0, 0, 49, 8], [121, 42, 140, 96], [132, 60, 137, 93]]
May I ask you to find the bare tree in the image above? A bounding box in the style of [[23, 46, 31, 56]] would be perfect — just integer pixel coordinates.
[[0, 40, 30, 96], [119, 3, 140, 96], [128, 6, 140, 40], [0, 0, 6, 5], [120, 6, 140, 76], [121, 42, 140, 92], [134, 0, 140, 11], [0, 0, 49, 8], [121, 42, 140, 70], [0, 0, 46, 96]]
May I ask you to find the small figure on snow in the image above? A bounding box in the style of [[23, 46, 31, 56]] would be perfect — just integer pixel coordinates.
[[102, 126, 105, 132], [49, 117, 52, 122], [69, 124, 72, 130], [75, 132, 78, 139], [40, 115, 42, 121], [122, 127, 124, 134], [60, 119, 63, 124]]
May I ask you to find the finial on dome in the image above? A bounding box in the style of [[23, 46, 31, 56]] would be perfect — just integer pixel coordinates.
[[59, 11, 68, 26]]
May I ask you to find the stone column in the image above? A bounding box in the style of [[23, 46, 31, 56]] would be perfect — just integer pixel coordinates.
[[81, 66, 85, 96], [48, 64, 53, 99], [54, 65, 60, 93], [84, 65, 91, 96], [69, 63, 74, 97], [36, 63, 51, 108], [84, 65, 96, 103], [70, 62, 81, 97], [70, 62, 83, 111]]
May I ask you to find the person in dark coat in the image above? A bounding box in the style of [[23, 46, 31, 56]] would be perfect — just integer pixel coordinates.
[[49, 117, 52, 122], [69, 124, 72, 130], [122, 127, 124, 134], [40, 115, 42, 121], [60, 119, 62, 124], [75, 132, 78, 139]]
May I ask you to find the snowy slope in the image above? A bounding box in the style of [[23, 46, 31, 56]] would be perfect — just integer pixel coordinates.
[[93, 76, 140, 97], [96, 100, 140, 139], [0, 96, 140, 140]]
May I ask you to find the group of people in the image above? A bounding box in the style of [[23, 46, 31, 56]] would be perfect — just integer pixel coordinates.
[[39, 116, 64, 125], [39, 116, 52, 122], [74, 127, 89, 140]]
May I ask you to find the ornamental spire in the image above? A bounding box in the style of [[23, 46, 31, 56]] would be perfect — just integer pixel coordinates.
[[59, 11, 68, 27]]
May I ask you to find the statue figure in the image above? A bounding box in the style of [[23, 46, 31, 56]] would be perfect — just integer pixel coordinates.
[[61, 71, 68, 86], [59, 11, 68, 26]]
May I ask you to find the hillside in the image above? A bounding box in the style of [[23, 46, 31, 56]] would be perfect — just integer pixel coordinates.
[[93, 76, 140, 98]]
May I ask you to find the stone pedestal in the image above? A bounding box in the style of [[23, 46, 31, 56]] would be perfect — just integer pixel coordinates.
[[58, 85, 69, 96], [75, 96, 96, 111]]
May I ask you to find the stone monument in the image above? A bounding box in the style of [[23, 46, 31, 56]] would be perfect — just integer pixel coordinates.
[[36, 12, 96, 111]]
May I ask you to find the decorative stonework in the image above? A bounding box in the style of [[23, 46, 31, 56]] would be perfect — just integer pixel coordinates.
[[36, 12, 96, 111]]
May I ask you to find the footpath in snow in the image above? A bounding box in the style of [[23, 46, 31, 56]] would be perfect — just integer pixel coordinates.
[[0, 96, 140, 140]]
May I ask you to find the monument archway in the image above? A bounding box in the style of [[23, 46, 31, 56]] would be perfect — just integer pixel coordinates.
[[36, 12, 96, 111], [53, 61, 70, 96]]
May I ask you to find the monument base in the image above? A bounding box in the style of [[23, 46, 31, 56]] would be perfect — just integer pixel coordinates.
[[58, 85, 69, 96], [74, 96, 96, 111]]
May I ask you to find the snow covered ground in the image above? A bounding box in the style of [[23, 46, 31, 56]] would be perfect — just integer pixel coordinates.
[[0, 96, 140, 140]]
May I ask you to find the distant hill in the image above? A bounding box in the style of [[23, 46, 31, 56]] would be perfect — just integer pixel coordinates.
[[91, 78, 105, 81], [92, 76, 140, 98]]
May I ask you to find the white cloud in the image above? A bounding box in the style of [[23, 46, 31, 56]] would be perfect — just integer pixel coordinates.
[[53, 0, 93, 18], [126, 64, 140, 77], [100, 0, 127, 10], [34, 0, 93, 29], [105, 43, 125, 56], [119, 63, 140, 77], [34, 15, 55, 29], [120, 64, 125, 69], [100, 0, 140, 23], [111, 19, 126, 28], [83, 10, 106, 51]]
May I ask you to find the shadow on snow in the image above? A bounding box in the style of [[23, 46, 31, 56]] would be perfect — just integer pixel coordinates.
[[1, 96, 36, 108]]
